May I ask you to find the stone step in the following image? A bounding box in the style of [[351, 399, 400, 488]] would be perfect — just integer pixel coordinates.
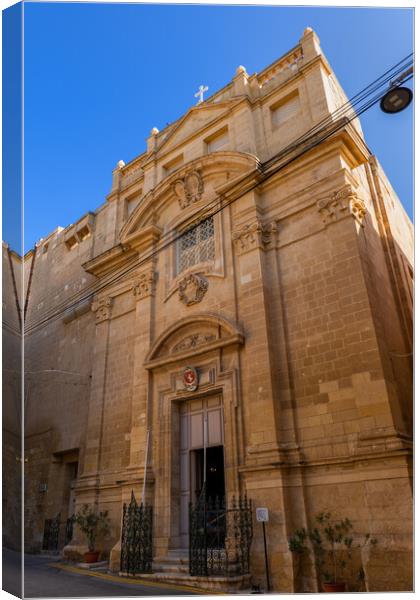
[[152, 562, 189, 574], [153, 555, 189, 565], [133, 571, 252, 593], [167, 549, 189, 557]]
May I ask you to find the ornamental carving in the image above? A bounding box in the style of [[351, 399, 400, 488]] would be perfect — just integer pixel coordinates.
[[172, 170, 204, 209], [132, 270, 155, 300], [317, 185, 367, 226], [172, 333, 216, 354], [178, 273, 208, 306], [91, 296, 113, 323], [232, 219, 278, 255]]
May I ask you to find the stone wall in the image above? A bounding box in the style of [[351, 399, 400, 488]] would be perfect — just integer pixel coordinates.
[[3, 245, 22, 551]]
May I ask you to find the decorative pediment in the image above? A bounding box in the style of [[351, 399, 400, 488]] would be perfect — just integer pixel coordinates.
[[119, 152, 260, 250], [156, 100, 238, 155], [144, 313, 244, 369]]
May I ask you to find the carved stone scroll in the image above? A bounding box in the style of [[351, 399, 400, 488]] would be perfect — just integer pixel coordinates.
[[178, 273, 208, 306], [172, 333, 216, 354], [232, 219, 278, 255], [132, 269, 155, 300], [91, 296, 113, 324], [317, 185, 367, 226], [172, 170, 204, 209]]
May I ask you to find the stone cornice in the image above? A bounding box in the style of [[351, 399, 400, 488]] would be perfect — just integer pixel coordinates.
[[119, 151, 259, 243], [82, 244, 137, 278], [239, 445, 412, 474], [122, 224, 163, 253]]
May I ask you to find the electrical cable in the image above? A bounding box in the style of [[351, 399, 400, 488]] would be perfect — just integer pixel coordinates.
[[25, 73, 412, 336], [24, 59, 413, 335], [24, 55, 413, 326]]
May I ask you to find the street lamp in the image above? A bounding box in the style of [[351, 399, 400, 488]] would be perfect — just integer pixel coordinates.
[[380, 86, 413, 114], [380, 66, 413, 114]]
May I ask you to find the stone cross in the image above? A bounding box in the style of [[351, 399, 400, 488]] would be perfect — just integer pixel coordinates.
[[194, 84, 208, 104]]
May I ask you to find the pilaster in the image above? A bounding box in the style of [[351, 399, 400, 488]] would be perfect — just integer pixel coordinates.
[[79, 296, 113, 478]]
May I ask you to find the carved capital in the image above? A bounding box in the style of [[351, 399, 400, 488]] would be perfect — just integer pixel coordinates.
[[232, 219, 278, 255], [178, 273, 208, 306], [132, 269, 155, 300], [91, 296, 113, 323], [172, 170, 204, 209], [317, 185, 367, 226]]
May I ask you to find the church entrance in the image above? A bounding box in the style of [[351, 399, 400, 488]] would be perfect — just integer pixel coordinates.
[[191, 446, 225, 502], [179, 396, 225, 548]]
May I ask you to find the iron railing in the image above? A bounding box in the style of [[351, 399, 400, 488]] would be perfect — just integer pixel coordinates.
[[189, 491, 253, 577], [42, 513, 75, 552], [42, 513, 61, 552], [65, 514, 75, 546], [120, 491, 153, 575]]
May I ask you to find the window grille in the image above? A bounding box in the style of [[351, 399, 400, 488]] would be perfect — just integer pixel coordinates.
[[178, 217, 215, 273]]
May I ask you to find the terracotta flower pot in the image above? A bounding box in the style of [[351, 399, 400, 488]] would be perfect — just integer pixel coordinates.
[[322, 582, 346, 593], [84, 551, 100, 563]]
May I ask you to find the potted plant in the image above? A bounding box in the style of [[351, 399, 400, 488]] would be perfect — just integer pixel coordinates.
[[75, 504, 111, 563], [288, 512, 377, 593], [288, 528, 309, 592]]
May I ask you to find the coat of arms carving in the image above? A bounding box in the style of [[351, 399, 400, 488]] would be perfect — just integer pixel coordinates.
[[178, 273, 208, 306], [172, 170, 204, 209]]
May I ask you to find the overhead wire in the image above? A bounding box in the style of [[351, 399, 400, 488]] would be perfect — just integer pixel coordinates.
[[24, 57, 413, 335], [24, 54, 413, 325], [24, 66, 413, 335]]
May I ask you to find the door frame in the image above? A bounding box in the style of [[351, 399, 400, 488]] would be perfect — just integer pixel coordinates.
[[178, 394, 225, 548]]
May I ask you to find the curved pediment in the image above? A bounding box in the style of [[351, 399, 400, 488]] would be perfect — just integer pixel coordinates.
[[144, 313, 244, 369], [119, 151, 259, 251]]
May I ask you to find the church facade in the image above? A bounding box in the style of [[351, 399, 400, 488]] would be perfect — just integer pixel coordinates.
[[24, 29, 413, 592]]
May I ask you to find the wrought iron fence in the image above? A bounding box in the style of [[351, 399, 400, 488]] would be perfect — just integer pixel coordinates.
[[65, 514, 75, 546], [120, 491, 153, 575], [189, 491, 253, 577], [42, 513, 61, 552], [42, 513, 75, 551]]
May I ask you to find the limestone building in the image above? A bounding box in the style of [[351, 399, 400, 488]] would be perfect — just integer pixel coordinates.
[[23, 28, 413, 592]]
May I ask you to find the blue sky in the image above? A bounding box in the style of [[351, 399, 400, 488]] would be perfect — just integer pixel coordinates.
[[19, 3, 414, 252]]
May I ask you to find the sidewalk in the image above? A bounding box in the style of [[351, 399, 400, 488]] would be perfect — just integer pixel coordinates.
[[49, 562, 223, 595]]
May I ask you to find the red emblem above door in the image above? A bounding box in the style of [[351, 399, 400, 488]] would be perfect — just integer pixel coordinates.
[[183, 366, 199, 391]]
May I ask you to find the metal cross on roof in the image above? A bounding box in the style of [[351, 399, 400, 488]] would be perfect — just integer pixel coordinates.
[[194, 84, 208, 104]]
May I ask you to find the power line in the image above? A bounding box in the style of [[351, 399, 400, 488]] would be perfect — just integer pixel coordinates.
[[24, 56, 413, 335], [25, 68, 413, 335], [24, 54, 413, 327]]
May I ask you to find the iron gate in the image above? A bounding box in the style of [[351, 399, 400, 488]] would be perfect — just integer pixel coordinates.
[[42, 514, 61, 551], [189, 491, 253, 576], [42, 513, 75, 552], [120, 491, 153, 575], [65, 515, 76, 546]]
